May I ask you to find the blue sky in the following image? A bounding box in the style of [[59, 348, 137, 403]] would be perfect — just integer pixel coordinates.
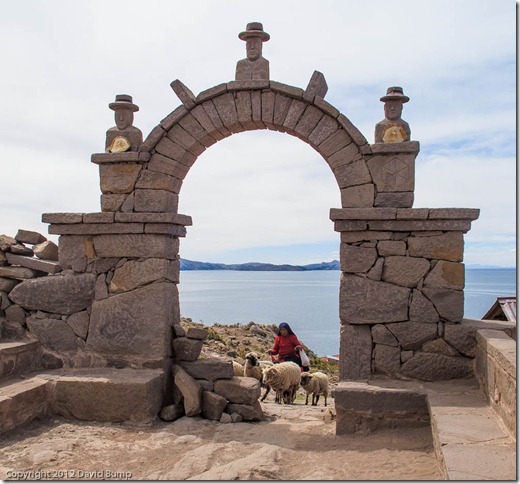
[[0, 0, 516, 267]]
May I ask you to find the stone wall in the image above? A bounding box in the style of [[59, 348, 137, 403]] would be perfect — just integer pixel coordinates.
[[475, 329, 516, 437], [330, 206, 481, 381]]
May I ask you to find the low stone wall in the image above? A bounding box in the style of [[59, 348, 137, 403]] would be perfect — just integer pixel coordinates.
[[165, 323, 263, 423], [475, 329, 516, 437]]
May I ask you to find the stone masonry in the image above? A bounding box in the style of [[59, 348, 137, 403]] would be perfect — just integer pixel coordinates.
[[1, 22, 483, 427]]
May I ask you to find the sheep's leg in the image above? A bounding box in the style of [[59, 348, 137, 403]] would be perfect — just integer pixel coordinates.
[[324, 393, 328, 406], [305, 393, 309, 405], [260, 385, 270, 402]]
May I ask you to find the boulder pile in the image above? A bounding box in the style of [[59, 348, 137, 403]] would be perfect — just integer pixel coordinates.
[[163, 323, 264, 423]]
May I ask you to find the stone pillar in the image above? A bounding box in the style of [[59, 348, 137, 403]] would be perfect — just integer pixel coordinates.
[[330, 207, 480, 381], [41, 209, 191, 370]]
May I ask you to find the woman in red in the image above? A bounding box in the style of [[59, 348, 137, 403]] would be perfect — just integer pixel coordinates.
[[268, 322, 309, 371]]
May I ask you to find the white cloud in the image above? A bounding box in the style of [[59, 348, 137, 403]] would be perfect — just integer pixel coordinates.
[[0, 0, 515, 267]]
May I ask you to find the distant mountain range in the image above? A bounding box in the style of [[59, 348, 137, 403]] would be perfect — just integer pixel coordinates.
[[180, 259, 341, 271]]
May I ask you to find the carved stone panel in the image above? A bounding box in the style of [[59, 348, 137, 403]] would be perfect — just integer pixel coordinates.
[[367, 154, 415, 192]]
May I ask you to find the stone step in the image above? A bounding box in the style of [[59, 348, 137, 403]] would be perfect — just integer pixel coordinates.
[[50, 368, 165, 423], [0, 374, 53, 433], [0, 368, 166, 434], [0, 340, 42, 380], [334, 378, 516, 480], [426, 379, 516, 480]]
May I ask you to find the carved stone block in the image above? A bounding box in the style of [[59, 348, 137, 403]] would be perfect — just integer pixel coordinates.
[[386, 321, 438, 351], [318, 129, 352, 158], [93, 234, 179, 259], [373, 345, 401, 375], [148, 153, 190, 180], [87, 282, 175, 358], [134, 189, 179, 213], [382, 256, 430, 288], [340, 184, 375, 208], [408, 232, 464, 262], [135, 170, 182, 193], [340, 244, 377, 273], [367, 154, 415, 192], [109, 258, 180, 293], [422, 287, 464, 323], [400, 352, 473, 381], [424, 261, 465, 290], [308, 116, 339, 147], [9, 273, 96, 315], [340, 274, 410, 324], [375, 192, 414, 208], [333, 159, 372, 189], [409, 289, 440, 323], [339, 324, 372, 380]]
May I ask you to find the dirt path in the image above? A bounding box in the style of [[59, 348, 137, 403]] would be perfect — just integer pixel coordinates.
[[0, 396, 442, 481]]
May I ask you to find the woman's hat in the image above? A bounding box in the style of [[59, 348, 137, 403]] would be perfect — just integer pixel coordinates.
[[109, 94, 139, 112], [380, 86, 409, 103], [239, 22, 270, 42], [278, 322, 289, 330]]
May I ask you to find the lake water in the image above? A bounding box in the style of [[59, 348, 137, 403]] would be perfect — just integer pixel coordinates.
[[178, 269, 516, 356]]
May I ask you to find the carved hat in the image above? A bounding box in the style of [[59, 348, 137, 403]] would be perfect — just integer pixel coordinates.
[[380, 86, 409, 103], [109, 94, 139, 112], [239, 22, 270, 41]]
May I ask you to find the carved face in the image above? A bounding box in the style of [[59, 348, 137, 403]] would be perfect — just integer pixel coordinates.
[[246, 37, 262, 61], [384, 100, 403, 121], [115, 109, 133, 130]]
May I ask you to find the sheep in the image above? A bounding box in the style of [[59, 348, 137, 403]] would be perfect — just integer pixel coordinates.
[[244, 352, 273, 401], [300, 371, 329, 406], [232, 361, 244, 377], [262, 361, 301, 404]]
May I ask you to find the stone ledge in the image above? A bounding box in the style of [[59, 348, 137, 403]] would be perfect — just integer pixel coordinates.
[[476, 329, 516, 378], [330, 207, 480, 222], [43, 212, 193, 226], [48, 222, 188, 236], [369, 141, 420, 154], [269, 81, 304, 99], [5, 253, 61, 274], [91, 152, 151, 164]]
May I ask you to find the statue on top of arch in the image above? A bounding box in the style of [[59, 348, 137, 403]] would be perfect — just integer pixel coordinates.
[[374, 86, 411, 143], [235, 22, 270, 81]]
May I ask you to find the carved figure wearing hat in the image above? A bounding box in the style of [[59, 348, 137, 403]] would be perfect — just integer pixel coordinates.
[[374, 87, 411, 143], [105, 94, 143, 153], [235, 22, 270, 81]]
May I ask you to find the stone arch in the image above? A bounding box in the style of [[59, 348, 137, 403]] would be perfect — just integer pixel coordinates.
[[133, 81, 374, 212]]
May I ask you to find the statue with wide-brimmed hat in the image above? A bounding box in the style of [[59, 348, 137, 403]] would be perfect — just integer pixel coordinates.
[[374, 86, 411, 143], [105, 94, 143, 153], [235, 22, 270, 81]]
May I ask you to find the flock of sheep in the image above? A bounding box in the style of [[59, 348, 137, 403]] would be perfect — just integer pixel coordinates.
[[233, 352, 329, 406]]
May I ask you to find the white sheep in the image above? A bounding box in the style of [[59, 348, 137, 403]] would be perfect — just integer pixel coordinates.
[[262, 361, 301, 404], [244, 352, 273, 401], [232, 361, 244, 377], [300, 371, 329, 406]]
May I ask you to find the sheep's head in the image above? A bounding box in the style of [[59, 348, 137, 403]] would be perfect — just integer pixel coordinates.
[[262, 365, 281, 386], [245, 352, 260, 366], [300, 372, 313, 386]]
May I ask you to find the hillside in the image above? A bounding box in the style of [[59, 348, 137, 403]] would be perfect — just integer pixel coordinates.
[[180, 259, 340, 271], [180, 317, 339, 380]]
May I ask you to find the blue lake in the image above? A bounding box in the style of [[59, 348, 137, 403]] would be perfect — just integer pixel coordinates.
[[178, 269, 516, 356]]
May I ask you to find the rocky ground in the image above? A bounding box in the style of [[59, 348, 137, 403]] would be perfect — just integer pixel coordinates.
[[0, 401, 441, 481], [0, 320, 442, 480]]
